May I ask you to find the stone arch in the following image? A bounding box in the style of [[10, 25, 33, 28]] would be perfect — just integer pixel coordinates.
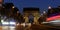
[[23, 7, 40, 24]]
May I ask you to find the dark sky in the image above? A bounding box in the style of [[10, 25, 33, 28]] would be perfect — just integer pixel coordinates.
[[4, 0, 60, 13]]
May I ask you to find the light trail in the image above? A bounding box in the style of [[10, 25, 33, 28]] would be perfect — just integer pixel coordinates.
[[46, 15, 60, 21]]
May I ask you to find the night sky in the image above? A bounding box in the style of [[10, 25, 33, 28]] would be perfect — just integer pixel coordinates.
[[4, 0, 60, 13]]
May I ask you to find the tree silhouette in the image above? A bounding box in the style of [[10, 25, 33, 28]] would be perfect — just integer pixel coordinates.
[[0, 3, 24, 23]]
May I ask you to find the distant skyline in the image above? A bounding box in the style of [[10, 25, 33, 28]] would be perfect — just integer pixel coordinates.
[[4, 0, 60, 13]]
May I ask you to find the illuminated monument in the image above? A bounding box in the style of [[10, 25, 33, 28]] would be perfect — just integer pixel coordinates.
[[23, 7, 40, 24]]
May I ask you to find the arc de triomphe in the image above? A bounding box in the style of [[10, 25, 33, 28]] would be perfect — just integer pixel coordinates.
[[23, 7, 40, 24]]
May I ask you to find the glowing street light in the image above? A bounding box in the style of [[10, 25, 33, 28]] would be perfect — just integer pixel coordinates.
[[1, 19, 4, 22], [12, 6, 15, 8], [43, 11, 46, 14], [48, 6, 52, 9]]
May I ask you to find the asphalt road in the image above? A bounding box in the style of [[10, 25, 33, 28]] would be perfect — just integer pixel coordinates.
[[0, 24, 60, 30], [15, 24, 60, 30]]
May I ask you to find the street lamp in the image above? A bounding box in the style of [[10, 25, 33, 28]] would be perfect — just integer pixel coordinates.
[[48, 6, 52, 9], [12, 6, 15, 9]]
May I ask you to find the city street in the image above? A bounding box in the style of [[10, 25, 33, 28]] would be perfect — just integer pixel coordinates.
[[0, 0, 60, 30], [15, 24, 60, 30], [0, 24, 60, 30]]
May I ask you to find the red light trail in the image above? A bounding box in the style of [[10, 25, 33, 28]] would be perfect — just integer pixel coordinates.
[[46, 15, 60, 22]]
